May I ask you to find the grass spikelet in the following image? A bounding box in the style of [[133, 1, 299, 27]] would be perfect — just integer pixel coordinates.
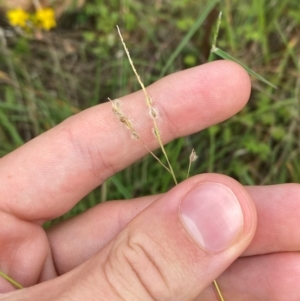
[[110, 98, 138, 136], [186, 149, 198, 179], [149, 107, 158, 119]]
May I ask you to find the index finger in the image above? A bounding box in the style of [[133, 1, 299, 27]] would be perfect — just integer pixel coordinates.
[[0, 61, 251, 221]]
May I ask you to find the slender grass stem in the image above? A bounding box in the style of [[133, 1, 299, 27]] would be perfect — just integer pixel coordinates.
[[0, 270, 23, 289], [139, 136, 172, 175], [214, 280, 225, 301], [186, 159, 192, 179]]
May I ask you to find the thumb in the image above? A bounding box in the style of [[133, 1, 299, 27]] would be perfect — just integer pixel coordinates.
[[3, 174, 256, 301], [92, 173, 257, 301]]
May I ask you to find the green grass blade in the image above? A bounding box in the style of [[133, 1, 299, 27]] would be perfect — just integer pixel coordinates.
[[0, 108, 24, 146], [254, 0, 269, 62], [110, 175, 132, 199], [208, 11, 222, 62], [222, 1, 236, 51], [275, 21, 299, 70], [160, 0, 219, 77], [212, 47, 277, 89]]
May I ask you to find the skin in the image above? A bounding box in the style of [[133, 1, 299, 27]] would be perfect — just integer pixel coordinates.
[[0, 61, 299, 300]]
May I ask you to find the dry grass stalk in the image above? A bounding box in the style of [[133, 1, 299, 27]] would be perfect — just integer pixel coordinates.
[[116, 25, 178, 185], [0, 270, 23, 289], [214, 280, 225, 301]]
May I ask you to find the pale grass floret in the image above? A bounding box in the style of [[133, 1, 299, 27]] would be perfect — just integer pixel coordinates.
[[189, 149, 198, 162], [110, 97, 139, 139], [186, 149, 198, 179], [149, 107, 158, 119]]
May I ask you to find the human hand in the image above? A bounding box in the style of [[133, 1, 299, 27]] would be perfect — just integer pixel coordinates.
[[0, 61, 298, 300]]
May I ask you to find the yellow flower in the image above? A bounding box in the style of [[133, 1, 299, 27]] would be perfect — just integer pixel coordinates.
[[7, 9, 29, 28], [35, 8, 56, 31]]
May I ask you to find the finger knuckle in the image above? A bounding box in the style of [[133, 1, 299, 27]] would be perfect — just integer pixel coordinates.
[[105, 229, 174, 301]]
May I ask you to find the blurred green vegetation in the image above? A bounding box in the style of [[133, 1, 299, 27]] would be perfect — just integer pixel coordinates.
[[0, 0, 299, 223]]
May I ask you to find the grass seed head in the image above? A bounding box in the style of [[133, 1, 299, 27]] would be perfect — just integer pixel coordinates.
[[149, 107, 158, 119], [131, 131, 140, 140], [189, 149, 198, 162], [112, 98, 121, 108], [110, 98, 139, 139]]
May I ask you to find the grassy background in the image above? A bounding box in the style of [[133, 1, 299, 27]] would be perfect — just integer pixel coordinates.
[[0, 0, 299, 223]]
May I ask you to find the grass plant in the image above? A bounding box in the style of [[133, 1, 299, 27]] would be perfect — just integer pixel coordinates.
[[114, 25, 225, 301]]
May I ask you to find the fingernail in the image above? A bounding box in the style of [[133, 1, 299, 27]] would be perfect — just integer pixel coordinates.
[[180, 182, 244, 252]]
